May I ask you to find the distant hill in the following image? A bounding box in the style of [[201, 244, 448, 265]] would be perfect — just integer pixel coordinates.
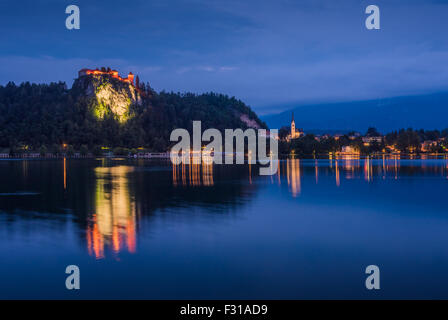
[[262, 92, 448, 133]]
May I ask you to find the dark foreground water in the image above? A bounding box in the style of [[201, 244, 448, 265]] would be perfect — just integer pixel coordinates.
[[0, 156, 448, 299]]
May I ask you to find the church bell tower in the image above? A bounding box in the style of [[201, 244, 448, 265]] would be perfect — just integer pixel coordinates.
[[291, 112, 296, 138]]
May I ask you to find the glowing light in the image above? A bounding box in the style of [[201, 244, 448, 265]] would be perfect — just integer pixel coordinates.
[[172, 159, 214, 187], [335, 160, 340, 187], [287, 159, 301, 197], [63, 158, 67, 190], [86, 166, 137, 259]]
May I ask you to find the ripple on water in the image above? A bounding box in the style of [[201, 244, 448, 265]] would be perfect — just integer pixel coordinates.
[[0, 192, 40, 196]]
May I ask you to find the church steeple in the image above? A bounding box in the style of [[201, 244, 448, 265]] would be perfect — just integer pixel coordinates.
[[291, 111, 296, 138]]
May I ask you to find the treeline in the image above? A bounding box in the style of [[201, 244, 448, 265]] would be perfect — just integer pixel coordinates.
[[0, 81, 266, 153], [279, 127, 448, 156]]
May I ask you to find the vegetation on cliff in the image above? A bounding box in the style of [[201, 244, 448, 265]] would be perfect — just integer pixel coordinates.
[[0, 76, 267, 153]]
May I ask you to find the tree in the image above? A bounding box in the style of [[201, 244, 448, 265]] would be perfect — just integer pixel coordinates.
[[366, 127, 380, 137], [278, 126, 290, 141], [66, 145, 75, 157], [397, 128, 420, 152], [39, 145, 47, 157], [80, 145, 88, 156], [92, 145, 103, 157]]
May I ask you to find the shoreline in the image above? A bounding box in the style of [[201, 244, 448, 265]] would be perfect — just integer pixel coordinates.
[[1, 152, 447, 161]]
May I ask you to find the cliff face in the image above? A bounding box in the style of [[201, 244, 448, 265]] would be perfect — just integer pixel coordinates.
[[73, 74, 142, 123]]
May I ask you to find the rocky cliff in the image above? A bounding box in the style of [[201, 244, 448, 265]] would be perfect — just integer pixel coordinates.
[[73, 73, 142, 123]]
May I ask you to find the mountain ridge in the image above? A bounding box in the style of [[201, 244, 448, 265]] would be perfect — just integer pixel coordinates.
[[262, 91, 448, 133]]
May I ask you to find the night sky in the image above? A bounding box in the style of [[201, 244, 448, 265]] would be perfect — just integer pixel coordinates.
[[1, 0, 447, 114]]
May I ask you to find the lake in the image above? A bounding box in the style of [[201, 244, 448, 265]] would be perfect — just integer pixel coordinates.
[[0, 156, 447, 299]]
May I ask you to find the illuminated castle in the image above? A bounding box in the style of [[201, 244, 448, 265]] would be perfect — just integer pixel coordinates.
[[78, 68, 135, 85]]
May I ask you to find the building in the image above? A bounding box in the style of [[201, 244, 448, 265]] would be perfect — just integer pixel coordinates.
[[421, 140, 438, 152], [314, 134, 331, 142], [286, 112, 304, 141], [78, 68, 135, 85], [386, 144, 398, 153], [362, 136, 383, 146], [349, 132, 361, 140], [333, 134, 343, 141], [340, 145, 358, 154]]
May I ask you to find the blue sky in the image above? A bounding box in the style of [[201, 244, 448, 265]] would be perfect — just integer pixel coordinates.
[[1, 0, 448, 114]]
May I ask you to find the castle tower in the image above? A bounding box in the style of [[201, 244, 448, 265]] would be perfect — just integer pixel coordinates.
[[110, 70, 119, 78], [127, 72, 134, 85]]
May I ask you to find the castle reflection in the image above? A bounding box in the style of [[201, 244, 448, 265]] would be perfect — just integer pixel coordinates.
[[86, 166, 137, 259], [87, 159, 217, 258]]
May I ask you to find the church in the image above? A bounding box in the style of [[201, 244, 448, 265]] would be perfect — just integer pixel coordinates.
[[286, 112, 304, 141]]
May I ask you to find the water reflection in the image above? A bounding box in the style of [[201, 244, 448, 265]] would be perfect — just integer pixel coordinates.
[[335, 159, 340, 186], [2, 156, 448, 298], [1, 156, 448, 261], [446, 154, 448, 179], [172, 160, 214, 187], [364, 156, 371, 182], [86, 166, 137, 259], [278, 155, 448, 198], [286, 159, 301, 197]]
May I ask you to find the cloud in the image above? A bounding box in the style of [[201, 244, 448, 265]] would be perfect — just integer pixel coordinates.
[[198, 66, 215, 72], [2, 47, 448, 116], [1, 0, 448, 115], [219, 66, 238, 71]]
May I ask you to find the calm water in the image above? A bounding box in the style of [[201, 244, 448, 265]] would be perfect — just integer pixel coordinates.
[[0, 156, 448, 299]]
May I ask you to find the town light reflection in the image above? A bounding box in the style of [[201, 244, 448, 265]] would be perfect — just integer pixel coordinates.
[[172, 154, 214, 187], [278, 155, 448, 198], [63, 157, 67, 190], [286, 159, 301, 197], [335, 159, 340, 187]]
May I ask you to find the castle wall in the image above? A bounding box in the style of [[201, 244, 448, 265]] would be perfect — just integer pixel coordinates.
[[79, 69, 135, 85]]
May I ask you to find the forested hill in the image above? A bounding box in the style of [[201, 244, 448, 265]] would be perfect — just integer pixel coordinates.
[[0, 74, 266, 152]]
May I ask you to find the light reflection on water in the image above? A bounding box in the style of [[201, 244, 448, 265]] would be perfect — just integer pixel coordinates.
[[172, 160, 214, 187], [86, 166, 137, 259], [0, 155, 448, 298], [77, 156, 448, 259]]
